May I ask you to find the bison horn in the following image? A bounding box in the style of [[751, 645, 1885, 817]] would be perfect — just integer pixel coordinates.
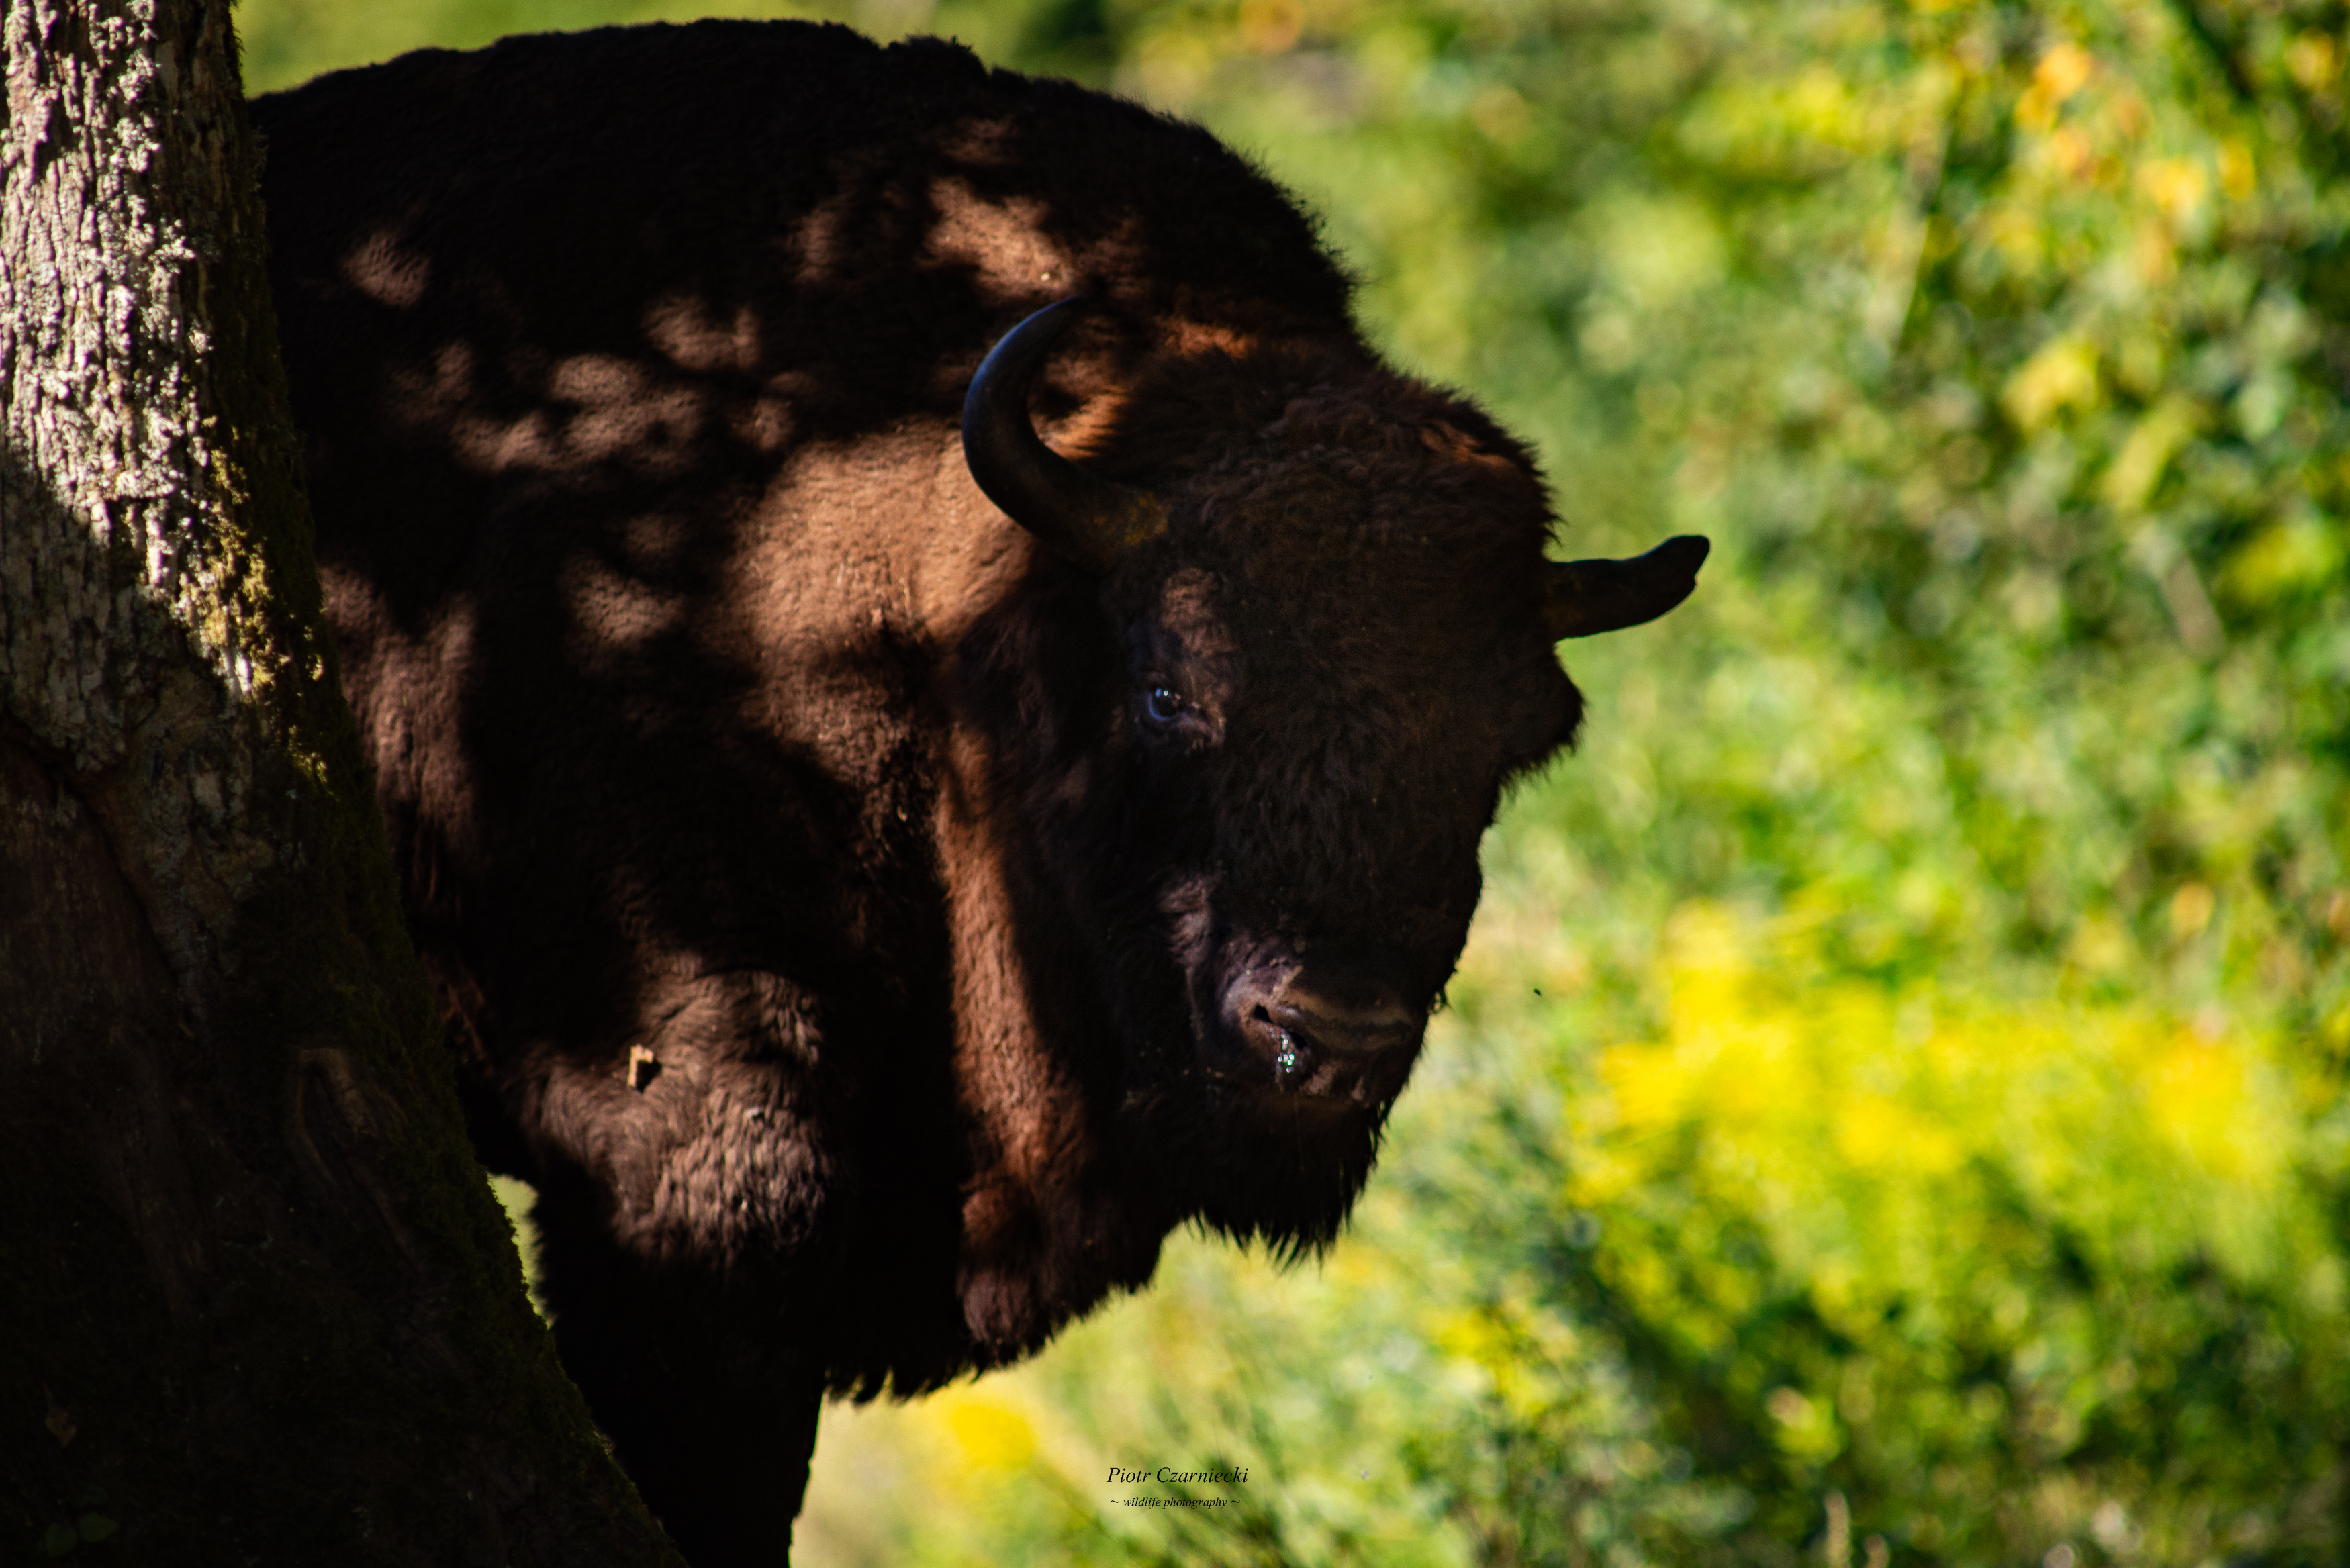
[[962, 297, 1168, 573], [1544, 534, 1712, 638]]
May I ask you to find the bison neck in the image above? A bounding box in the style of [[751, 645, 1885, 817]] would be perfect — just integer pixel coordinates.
[[761, 432, 1174, 1371], [929, 726, 1172, 1361]]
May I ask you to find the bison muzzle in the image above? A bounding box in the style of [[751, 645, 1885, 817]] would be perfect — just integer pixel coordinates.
[[254, 20, 1707, 1564]]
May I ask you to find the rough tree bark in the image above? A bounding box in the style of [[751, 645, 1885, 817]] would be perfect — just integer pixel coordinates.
[[1, 1, 685, 1560]]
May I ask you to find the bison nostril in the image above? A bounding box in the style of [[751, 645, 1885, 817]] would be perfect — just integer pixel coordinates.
[[1231, 996, 1317, 1090], [1227, 974, 1413, 1091], [1272, 1030, 1306, 1089]]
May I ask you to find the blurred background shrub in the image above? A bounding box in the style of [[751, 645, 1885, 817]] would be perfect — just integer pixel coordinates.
[[240, 0, 2350, 1561]]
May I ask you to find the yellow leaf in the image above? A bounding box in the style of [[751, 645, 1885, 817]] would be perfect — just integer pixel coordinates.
[[2221, 513, 2341, 603], [937, 1390, 1038, 1471], [2219, 139, 2256, 200], [2143, 1029, 2282, 1186], [2286, 31, 2342, 92], [2035, 41, 2095, 103], [1834, 1095, 1963, 1174], [2100, 395, 2202, 513], [2002, 336, 2100, 431], [2016, 41, 2094, 129], [2138, 156, 2209, 224]]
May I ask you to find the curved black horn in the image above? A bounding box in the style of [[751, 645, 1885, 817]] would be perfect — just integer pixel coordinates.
[[1545, 534, 1711, 639], [961, 297, 1167, 573]]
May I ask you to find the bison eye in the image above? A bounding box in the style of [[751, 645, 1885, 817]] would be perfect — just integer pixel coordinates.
[[1143, 686, 1188, 728]]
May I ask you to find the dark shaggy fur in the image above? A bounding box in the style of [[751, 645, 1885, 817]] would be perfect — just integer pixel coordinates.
[[256, 21, 1609, 1563]]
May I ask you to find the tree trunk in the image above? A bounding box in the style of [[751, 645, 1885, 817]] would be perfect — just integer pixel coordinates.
[[0, 1, 684, 1560]]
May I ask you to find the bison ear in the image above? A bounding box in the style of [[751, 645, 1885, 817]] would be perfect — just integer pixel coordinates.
[[961, 297, 1168, 575], [1544, 535, 1711, 639]]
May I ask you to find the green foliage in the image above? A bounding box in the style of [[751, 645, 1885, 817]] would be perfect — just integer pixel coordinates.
[[242, 1, 2350, 1561]]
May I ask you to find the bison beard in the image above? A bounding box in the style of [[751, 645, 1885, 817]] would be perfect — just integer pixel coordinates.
[[254, 21, 1705, 1565]]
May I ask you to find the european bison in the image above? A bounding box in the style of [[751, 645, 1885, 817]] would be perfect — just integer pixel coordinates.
[[254, 20, 1705, 1563]]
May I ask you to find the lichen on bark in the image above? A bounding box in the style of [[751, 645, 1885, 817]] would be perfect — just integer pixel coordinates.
[[2, 0, 322, 996]]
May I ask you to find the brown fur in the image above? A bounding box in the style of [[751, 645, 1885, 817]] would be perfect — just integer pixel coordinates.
[[256, 22, 1600, 1563]]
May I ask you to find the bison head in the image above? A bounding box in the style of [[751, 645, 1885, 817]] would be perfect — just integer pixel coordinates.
[[959, 299, 1705, 1253]]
